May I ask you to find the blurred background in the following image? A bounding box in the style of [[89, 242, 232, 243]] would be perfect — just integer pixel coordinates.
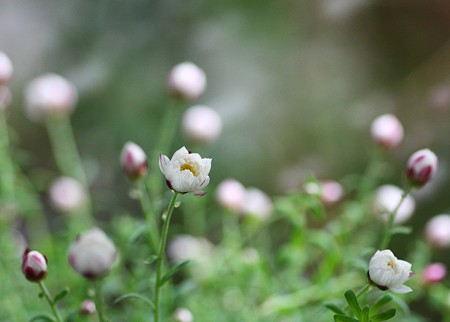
[[1, 0, 450, 277]]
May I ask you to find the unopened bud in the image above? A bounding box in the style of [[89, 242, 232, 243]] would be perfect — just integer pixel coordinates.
[[370, 114, 404, 150], [120, 142, 148, 180], [80, 299, 96, 315], [373, 185, 415, 224], [49, 177, 86, 213], [182, 105, 222, 144], [422, 263, 447, 285], [168, 62, 206, 101], [22, 249, 48, 282], [405, 149, 438, 187], [241, 188, 273, 220], [174, 307, 194, 322], [0, 52, 13, 85], [215, 179, 246, 212], [425, 214, 450, 248], [304, 180, 344, 204]]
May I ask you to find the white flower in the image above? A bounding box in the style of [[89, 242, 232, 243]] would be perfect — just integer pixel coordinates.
[[159, 146, 211, 196], [368, 249, 413, 294], [370, 114, 404, 150], [49, 177, 86, 213], [168, 62, 206, 101], [405, 149, 438, 187], [182, 105, 222, 144], [373, 185, 415, 224], [68, 228, 117, 279]]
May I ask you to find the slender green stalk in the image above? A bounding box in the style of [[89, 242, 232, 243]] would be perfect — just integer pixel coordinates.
[[136, 180, 159, 253], [95, 279, 109, 322], [0, 109, 15, 203], [153, 192, 179, 322], [379, 187, 412, 250], [38, 281, 64, 322], [355, 284, 371, 298]]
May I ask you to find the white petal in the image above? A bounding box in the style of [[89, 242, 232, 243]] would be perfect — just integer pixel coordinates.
[[389, 284, 412, 294], [159, 154, 170, 174], [171, 146, 190, 160], [201, 158, 212, 175]]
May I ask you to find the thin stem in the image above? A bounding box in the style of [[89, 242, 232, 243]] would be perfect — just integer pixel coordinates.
[[153, 192, 179, 322], [136, 180, 159, 253], [379, 186, 412, 250], [356, 284, 371, 298], [38, 281, 64, 322], [95, 279, 108, 322], [0, 109, 15, 203]]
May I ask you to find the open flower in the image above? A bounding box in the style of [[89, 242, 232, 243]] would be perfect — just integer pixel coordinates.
[[159, 146, 211, 196], [22, 249, 48, 282], [368, 249, 413, 294]]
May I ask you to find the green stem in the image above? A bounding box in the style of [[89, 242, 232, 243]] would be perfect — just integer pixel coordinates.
[[95, 279, 108, 322], [355, 284, 371, 298], [379, 187, 412, 250], [153, 192, 179, 322], [38, 281, 64, 322], [0, 109, 15, 203], [136, 180, 159, 253]]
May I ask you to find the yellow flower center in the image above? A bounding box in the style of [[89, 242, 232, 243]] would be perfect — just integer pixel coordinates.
[[180, 162, 198, 176], [387, 260, 395, 268]]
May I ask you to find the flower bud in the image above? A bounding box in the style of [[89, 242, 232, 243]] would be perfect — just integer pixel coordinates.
[[304, 180, 344, 204], [373, 185, 415, 224], [174, 307, 194, 322], [167, 62, 206, 101], [49, 177, 86, 213], [241, 188, 273, 220], [22, 249, 48, 282], [405, 149, 438, 187], [422, 263, 447, 285], [0, 86, 12, 110], [68, 228, 117, 279], [215, 179, 246, 212], [120, 142, 148, 180], [370, 114, 404, 150], [182, 105, 222, 144], [0, 52, 13, 85], [425, 214, 450, 248], [80, 299, 96, 315], [24, 73, 78, 120]]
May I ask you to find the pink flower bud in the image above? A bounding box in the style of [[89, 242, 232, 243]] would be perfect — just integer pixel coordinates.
[[0, 86, 12, 110], [422, 263, 447, 285], [405, 149, 438, 187], [304, 180, 344, 204], [215, 179, 246, 212], [0, 52, 13, 85], [174, 307, 194, 322], [80, 299, 96, 315], [69, 228, 117, 279], [182, 105, 222, 144], [373, 185, 415, 224], [425, 214, 450, 248], [49, 177, 86, 213], [24, 73, 78, 120], [370, 114, 404, 150], [22, 249, 48, 282], [241, 188, 273, 220], [120, 142, 148, 180], [168, 62, 206, 101]]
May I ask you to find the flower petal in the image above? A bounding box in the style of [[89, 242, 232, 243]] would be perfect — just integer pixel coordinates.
[[389, 284, 412, 294], [171, 146, 190, 160]]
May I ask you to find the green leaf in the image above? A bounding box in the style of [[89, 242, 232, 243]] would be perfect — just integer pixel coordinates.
[[129, 225, 148, 243], [344, 289, 361, 318], [160, 260, 190, 286], [370, 308, 396, 321], [144, 255, 159, 265], [370, 294, 393, 313], [334, 315, 359, 322], [53, 288, 69, 304], [114, 293, 154, 309], [324, 302, 346, 315], [28, 314, 56, 322], [391, 226, 412, 236], [360, 306, 370, 322]]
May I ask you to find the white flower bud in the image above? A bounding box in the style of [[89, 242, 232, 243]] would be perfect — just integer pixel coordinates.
[[174, 307, 194, 322], [370, 114, 404, 150], [182, 105, 222, 144], [368, 249, 413, 294], [0, 52, 13, 85], [168, 62, 206, 101], [405, 149, 438, 187], [120, 142, 148, 180], [68, 228, 117, 279], [373, 185, 415, 224], [80, 299, 96, 315], [215, 179, 246, 212], [49, 177, 86, 213], [24, 73, 78, 120], [159, 146, 211, 196], [22, 249, 48, 282], [241, 188, 272, 220], [304, 180, 344, 204], [425, 214, 450, 248], [168, 235, 213, 264]]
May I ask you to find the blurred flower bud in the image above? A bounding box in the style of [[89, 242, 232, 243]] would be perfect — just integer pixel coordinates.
[[241, 188, 273, 220], [22, 249, 48, 282], [370, 114, 404, 150], [79, 299, 96, 315], [216, 179, 246, 212], [243, 248, 260, 264], [373, 185, 415, 224], [120, 142, 148, 180], [0, 86, 11, 110], [174, 307, 194, 322], [49, 177, 86, 213], [0, 52, 13, 85], [425, 214, 450, 248], [304, 180, 344, 204], [405, 149, 438, 188], [24, 73, 78, 120], [182, 105, 222, 144], [422, 263, 447, 285], [69, 228, 117, 279], [168, 235, 213, 264], [168, 62, 206, 101]]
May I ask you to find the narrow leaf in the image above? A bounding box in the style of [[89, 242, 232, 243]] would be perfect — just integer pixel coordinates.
[[371, 308, 396, 321], [344, 289, 361, 318], [114, 293, 154, 309], [370, 294, 393, 314], [28, 314, 56, 322], [324, 302, 346, 315], [391, 226, 412, 236], [53, 288, 69, 304], [160, 260, 190, 286], [360, 306, 370, 322], [144, 255, 159, 265], [334, 314, 359, 322]]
